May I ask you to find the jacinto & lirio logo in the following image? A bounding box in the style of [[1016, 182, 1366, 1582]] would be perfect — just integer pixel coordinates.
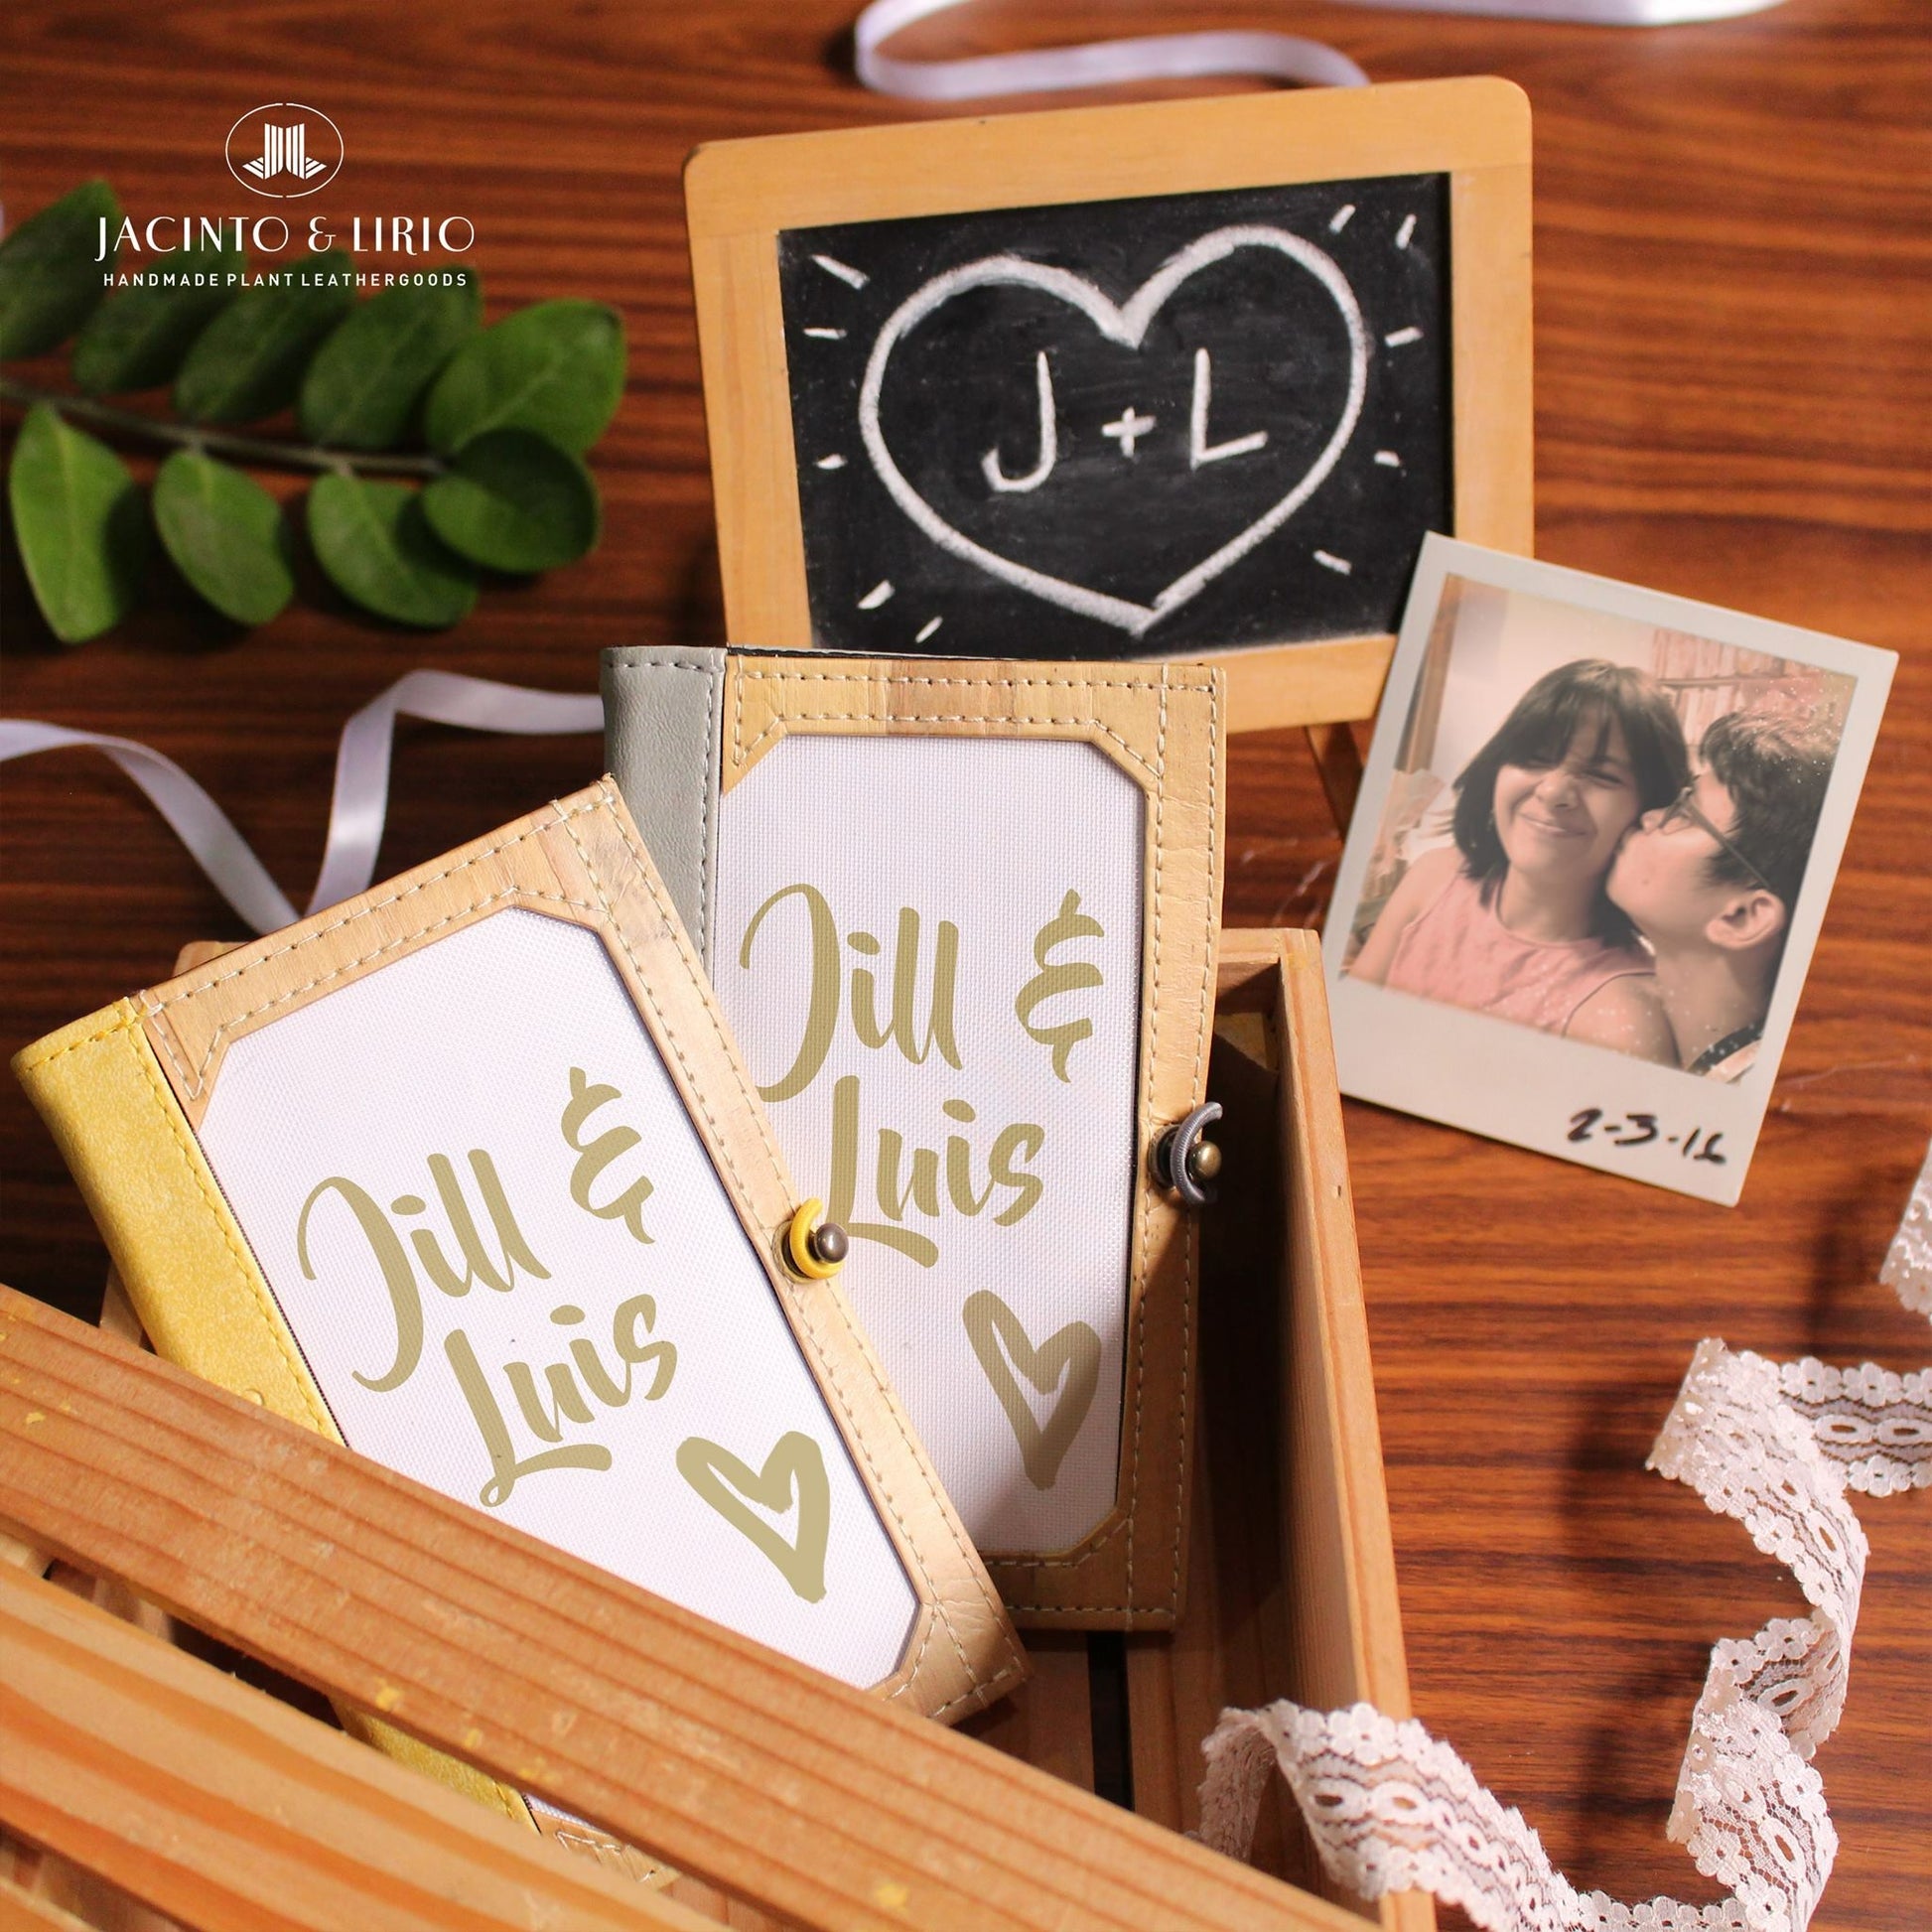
[[226, 103, 345, 199]]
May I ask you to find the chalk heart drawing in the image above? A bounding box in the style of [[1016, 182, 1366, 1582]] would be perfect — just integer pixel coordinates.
[[962, 1290, 1103, 1491], [676, 1432, 831, 1602], [859, 225, 1370, 637]]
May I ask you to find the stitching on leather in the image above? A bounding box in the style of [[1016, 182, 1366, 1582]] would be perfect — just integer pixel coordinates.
[[1125, 671, 1167, 1606], [738, 697, 1155, 778], [17, 1017, 137, 1069], [151, 805, 588, 1010], [1176, 672, 1217, 1608], [884, 1606, 939, 1704], [1165, 668, 1215, 1614], [139, 799, 600, 1097], [698, 656, 720, 964], [142, 998, 199, 1099], [924, 1650, 1030, 1719], [735, 669, 1214, 692], [157, 885, 598, 1099], [729, 667, 1213, 779], [581, 787, 1025, 1697]]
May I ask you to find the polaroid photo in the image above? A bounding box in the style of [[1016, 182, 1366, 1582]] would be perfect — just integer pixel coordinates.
[[1323, 534, 1895, 1204]]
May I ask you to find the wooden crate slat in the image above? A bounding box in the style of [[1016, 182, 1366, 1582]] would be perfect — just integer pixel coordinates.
[[1123, 1637, 1183, 1829], [662, 1873, 791, 1932], [0, 1561, 694, 1932], [1274, 932, 1413, 1718], [0, 1870, 108, 1932], [1271, 932, 1432, 1932], [0, 1288, 1365, 1932]]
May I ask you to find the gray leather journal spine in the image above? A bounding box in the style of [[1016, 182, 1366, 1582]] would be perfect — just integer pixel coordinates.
[[600, 645, 727, 970]]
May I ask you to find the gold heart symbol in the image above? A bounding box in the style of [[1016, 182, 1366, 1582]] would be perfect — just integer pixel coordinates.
[[962, 1290, 1102, 1491], [675, 1432, 831, 1602]]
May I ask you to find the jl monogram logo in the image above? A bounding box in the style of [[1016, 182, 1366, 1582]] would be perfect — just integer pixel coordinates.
[[226, 103, 345, 199], [244, 124, 326, 182]]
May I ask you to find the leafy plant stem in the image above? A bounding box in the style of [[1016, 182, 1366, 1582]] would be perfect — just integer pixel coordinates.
[[0, 376, 445, 478]]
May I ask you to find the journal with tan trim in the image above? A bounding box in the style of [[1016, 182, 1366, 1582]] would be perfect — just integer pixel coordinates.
[[605, 649, 1226, 1626], [15, 779, 1025, 1829]]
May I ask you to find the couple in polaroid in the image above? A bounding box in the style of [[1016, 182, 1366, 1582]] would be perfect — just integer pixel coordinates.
[[1325, 539, 1892, 1200], [1348, 658, 1834, 1084]]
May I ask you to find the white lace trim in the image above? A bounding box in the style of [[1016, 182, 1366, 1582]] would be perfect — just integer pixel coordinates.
[[1776, 1357, 1929, 1497], [1195, 1140, 1932, 1932], [1881, 1141, 1932, 1319]]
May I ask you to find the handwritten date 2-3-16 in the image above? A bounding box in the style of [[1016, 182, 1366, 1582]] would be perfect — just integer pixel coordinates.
[[1568, 1109, 1727, 1164]]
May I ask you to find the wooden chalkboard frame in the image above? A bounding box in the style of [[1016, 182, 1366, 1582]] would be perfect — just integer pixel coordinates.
[[684, 77, 1533, 733]]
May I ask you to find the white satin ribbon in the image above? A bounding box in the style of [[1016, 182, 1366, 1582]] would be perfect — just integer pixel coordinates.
[[305, 671, 604, 915], [0, 723, 303, 937], [855, 0, 1787, 103], [0, 672, 603, 937]]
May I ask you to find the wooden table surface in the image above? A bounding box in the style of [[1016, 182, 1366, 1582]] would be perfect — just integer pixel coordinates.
[[2, 2, 1926, 1926]]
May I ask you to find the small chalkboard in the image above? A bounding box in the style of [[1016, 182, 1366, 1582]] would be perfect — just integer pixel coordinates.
[[779, 174, 1449, 661], [686, 79, 1532, 729]]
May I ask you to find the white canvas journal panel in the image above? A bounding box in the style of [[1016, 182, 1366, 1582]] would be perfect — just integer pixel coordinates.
[[715, 734, 1143, 1554], [197, 906, 918, 1689]]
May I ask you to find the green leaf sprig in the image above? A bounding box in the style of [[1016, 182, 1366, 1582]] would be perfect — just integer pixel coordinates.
[[0, 182, 623, 642]]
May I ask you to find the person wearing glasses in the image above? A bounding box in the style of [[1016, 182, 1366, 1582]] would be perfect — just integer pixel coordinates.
[[1349, 658, 1689, 1059], [1606, 701, 1838, 1081]]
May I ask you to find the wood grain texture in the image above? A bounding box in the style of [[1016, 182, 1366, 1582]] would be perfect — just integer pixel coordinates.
[[0, 1562, 704, 1932], [0, 1287, 1364, 1932], [1, 4, 1927, 1927], [1205, 930, 1427, 1932]]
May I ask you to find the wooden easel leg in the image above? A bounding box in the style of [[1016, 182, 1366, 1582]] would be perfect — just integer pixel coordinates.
[[1304, 725, 1364, 838]]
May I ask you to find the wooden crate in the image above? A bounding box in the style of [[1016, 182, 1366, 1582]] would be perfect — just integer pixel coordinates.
[[0, 927, 1426, 1932]]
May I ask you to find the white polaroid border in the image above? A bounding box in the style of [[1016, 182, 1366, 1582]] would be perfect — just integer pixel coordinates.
[[1322, 534, 1895, 1204]]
